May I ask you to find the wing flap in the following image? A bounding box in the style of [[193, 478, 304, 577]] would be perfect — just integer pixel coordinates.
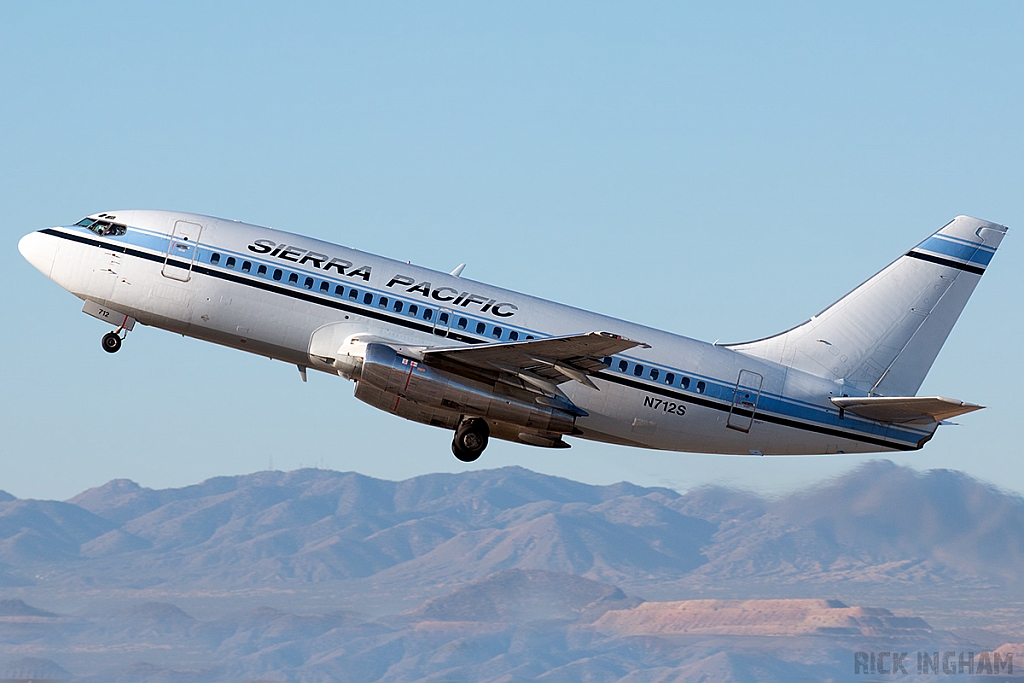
[[422, 331, 647, 388], [831, 396, 983, 423]]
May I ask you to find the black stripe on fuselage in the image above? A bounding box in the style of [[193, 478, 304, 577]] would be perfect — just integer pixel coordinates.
[[595, 372, 918, 451], [44, 228, 920, 452], [42, 229, 483, 344], [906, 250, 985, 276]]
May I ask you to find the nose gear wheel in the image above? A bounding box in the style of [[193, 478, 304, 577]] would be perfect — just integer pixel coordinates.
[[101, 331, 122, 353]]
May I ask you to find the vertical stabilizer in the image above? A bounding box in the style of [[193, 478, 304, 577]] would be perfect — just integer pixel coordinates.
[[729, 216, 1006, 396]]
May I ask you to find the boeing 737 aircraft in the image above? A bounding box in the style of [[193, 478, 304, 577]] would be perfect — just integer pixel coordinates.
[[19, 211, 1005, 461]]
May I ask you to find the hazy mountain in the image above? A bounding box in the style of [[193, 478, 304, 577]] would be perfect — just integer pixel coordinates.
[[675, 460, 1024, 589], [34, 467, 710, 589], [2, 461, 1018, 595], [403, 569, 641, 624], [0, 598, 56, 617], [0, 499, 115, 563], [1, 461, 1022, 681], [3, 581, 989, 683], [0, 656, 71, 681]]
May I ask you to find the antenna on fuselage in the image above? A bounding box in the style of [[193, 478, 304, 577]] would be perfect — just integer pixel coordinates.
[[450, 263, 466, 277]]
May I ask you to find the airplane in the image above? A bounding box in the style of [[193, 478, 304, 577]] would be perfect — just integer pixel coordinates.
[[18, 211, 1005, 462]]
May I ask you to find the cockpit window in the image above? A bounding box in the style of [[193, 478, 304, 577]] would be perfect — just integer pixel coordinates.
[[78, 217, 126, 237]]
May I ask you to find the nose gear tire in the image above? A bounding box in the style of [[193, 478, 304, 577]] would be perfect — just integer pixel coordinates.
[[102, 332, 122, 353]]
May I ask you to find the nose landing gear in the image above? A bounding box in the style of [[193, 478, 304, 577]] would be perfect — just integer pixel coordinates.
[[101, 318, 131, 354], [452, 417, 489, 462], [101, 332, 122, 353], [84, 302, 135, 354]]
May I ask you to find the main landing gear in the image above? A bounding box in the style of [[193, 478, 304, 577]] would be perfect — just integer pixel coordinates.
[[452, 417, 489, 462]]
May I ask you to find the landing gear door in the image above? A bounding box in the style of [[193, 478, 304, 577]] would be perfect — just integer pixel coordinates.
[[727, 370, 763, 433], [162, 220, 203, 282]]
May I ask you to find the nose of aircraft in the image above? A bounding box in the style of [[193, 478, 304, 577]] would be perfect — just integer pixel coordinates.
[[19, 231, 59, 278]]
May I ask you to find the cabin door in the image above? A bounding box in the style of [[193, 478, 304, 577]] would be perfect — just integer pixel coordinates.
[[727, 370, 763, 433], [162, 220, 203, 282]]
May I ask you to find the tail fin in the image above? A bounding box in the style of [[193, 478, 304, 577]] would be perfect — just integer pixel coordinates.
[[729, 216, 1007, 396]]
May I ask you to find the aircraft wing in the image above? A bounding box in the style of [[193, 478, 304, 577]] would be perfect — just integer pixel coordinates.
[[830, 396, 983, 423], [421, 331, 648, 395]]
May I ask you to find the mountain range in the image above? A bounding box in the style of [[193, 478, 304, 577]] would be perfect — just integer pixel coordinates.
[[1, 460, 1022, 681]]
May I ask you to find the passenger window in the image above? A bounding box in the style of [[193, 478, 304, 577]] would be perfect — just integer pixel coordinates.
[[241, 261, 251, 273], [509, 331, 519, 341], [526, 335, 534, 340], [304, 277, 314, 289], [319, 281, 330, 292], [457, 318, 467, 330], [363, 293, 373, 305], [603, 357, 612, 366], [226, 257, 236, 268], [409, 304, 418, 316], [492, 327, 502, 339], [348, 288, 358, 300], [273, 269, 283, 281], [439, 312, 449, 325], [258, 265, 267, 276], [618, 360, 628, 372], [335, 285, 344, 296], [696, 380, 706, 394], [394, 300, 403, 312], [379, 297, 388, 308], [666, 372, 675, 385], [289, 273, 299, 284], [423, 308, 433, 321], [650, 368, 659, 381], [476, 322, 486, 334], [681, 377, 690, 389], [634, 364, 644, 377], [211, 253, 221, 264]]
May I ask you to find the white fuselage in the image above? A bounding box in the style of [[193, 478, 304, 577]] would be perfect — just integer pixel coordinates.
[[19, 210, 936, 457]]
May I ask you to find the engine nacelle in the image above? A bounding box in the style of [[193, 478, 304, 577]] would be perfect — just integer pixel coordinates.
[[354, 343, 577, 434]]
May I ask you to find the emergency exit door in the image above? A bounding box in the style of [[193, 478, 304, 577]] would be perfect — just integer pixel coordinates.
[[162, 220, 203, 281], [727, 370, 763, 433]]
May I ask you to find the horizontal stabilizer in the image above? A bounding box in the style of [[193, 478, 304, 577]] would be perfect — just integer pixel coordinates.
[[830, 396, 983, 424]]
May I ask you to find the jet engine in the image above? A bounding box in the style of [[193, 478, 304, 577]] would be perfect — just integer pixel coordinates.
[[353, 343, 577, 435]]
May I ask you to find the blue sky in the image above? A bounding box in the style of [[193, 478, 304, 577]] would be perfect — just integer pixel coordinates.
[[1, 2, 1022, 500]]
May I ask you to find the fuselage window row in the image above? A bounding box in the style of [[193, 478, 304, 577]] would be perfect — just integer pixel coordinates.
[[202, 248, 528, 343], [605, 355, 696, 391]]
